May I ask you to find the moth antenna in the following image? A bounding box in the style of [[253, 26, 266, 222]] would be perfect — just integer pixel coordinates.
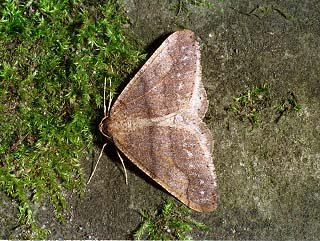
[[87, 143, 108, 185], [103, 77, 107, 116], [117, 150, 128, 185], [107, 77, 113, 113]]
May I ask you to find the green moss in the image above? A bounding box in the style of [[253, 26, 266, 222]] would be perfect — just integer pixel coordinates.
[[226, 84, 270, 126], [231, 4, 294, 21], [247, 5, 294, 20], [133, 199, 210, 240], [226, 85, 302, 126], [275, 91, 302, 123], [0, 0, 142, 238], [172, 0, 214, 15]]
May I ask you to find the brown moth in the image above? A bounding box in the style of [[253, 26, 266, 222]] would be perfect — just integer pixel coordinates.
[[99, 30, 217, 212]]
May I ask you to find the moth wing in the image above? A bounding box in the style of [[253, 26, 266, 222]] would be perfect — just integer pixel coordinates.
[[110, 30, 208, 120], [103, 30, 217, 211], [113, 122, 217, 212]]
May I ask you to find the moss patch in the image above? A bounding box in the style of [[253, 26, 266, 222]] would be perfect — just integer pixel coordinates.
[[226, 84, 302, 126], [226, 84, 270, 125], [0, 0, 142, 238], [133, 199, 210, 240], [172, 0, 214, 15]]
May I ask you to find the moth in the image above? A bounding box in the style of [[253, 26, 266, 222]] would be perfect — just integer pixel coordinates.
[[99, 30, 217, 212]]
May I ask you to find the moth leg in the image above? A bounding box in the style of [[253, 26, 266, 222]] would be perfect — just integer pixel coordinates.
[[87, 143, 108, 185], [117, 150, 128, 185]]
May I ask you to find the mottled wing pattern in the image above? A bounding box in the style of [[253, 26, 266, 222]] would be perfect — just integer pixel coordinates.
[[113, 122, 217, 212], [110, 30, 203, 120], [102, 30, 217, 212]]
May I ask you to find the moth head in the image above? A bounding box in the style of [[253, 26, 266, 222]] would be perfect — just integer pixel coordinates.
[[99, 116, 112, 140]]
